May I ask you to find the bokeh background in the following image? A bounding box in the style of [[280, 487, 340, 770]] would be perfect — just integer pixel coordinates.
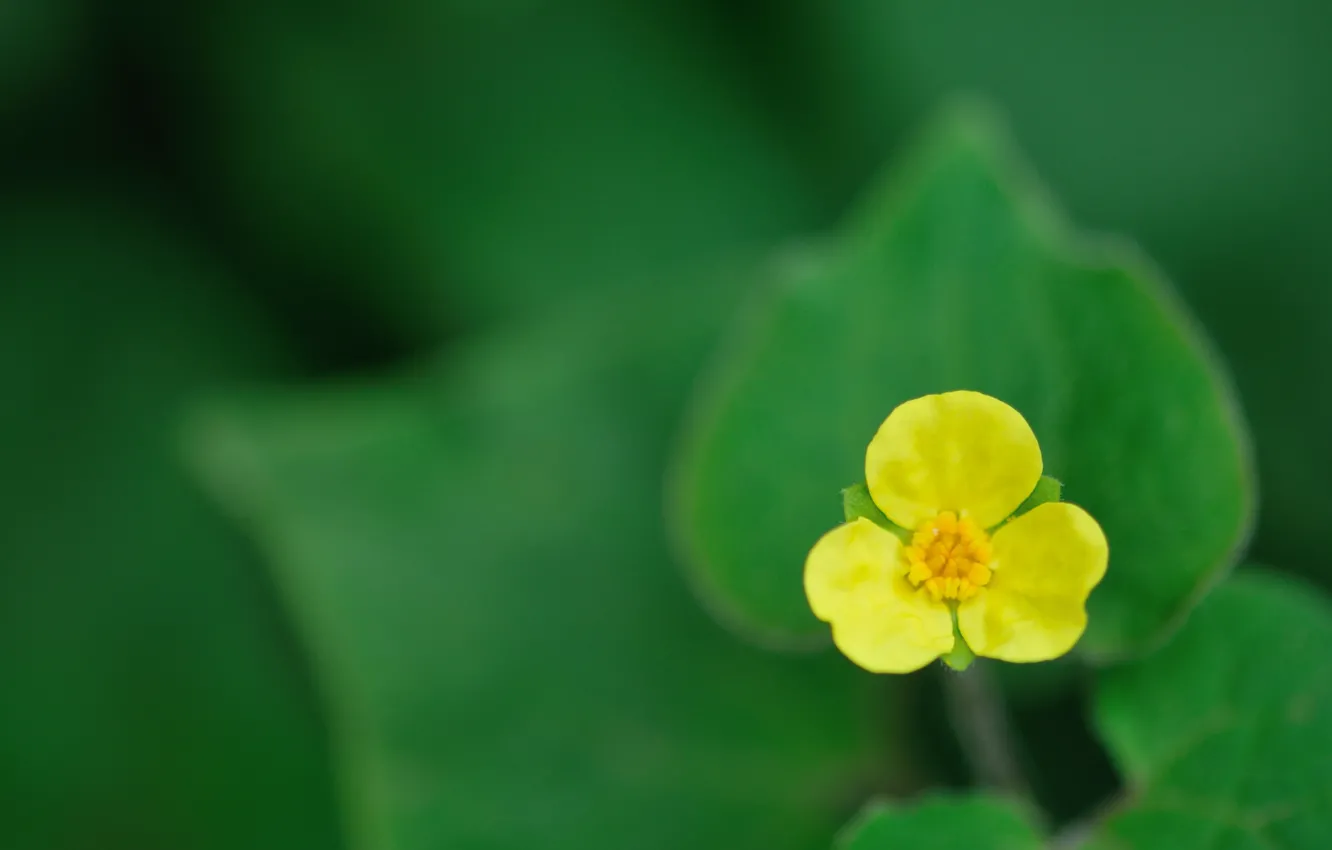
[[2, 2, 1330, 848]]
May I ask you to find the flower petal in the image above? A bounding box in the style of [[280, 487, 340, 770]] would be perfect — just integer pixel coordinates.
[[865, 391, 1043, 529], [804, 517, 901, 623], [830, 589, 956, 674], [956, 502, 1109, 662], [804, 518, 954, 672]]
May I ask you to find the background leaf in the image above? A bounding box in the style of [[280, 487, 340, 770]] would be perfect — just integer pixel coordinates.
[[835, 794, 1043, 850], [188, 283, 901, 850], [0, 194, 342, 850], [673, 105, 1252, 658], [1087, 571, 1332, 849], [130, 0, 822, 337]]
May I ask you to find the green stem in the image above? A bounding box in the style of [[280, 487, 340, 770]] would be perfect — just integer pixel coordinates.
[[941, 661, 1030, 796]]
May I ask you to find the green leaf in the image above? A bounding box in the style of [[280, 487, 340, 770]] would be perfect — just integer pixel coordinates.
[[156, 2, 820, 335], [672, 103, 1252, 658], [835, 794, 1043, 850], [0, 195, 342, 850], [1087, 570, 1332, 850], [188, 284, 899, 850]]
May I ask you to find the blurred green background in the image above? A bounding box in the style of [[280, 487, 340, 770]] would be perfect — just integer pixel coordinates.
[[2, 2, 1330, 849]]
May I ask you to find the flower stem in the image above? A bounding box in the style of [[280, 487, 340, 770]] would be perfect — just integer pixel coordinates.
[[1049, 792, 1125, 848], [942, 661, 1030, 796]]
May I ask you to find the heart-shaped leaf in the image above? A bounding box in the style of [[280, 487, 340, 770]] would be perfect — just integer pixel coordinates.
[[672, 104, 1253, 659], [189, 285, 901, 850]]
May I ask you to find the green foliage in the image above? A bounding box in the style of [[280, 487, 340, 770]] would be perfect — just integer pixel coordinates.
[[839, 570, 1332, 849], [1087, 571, 1332, 849], [7, 4, 1332, 849], [0, 196, 341, 850], [835, 794, 1043, 850], [673, 106, 1253, 658], [186, 284, 897, 850], [149, 0, 820, 336]]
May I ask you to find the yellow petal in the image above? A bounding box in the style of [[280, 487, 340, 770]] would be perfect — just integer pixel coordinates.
[[864, 391, 1043, 529], [956, 502, 1108, 663], [804, 518, 900, 623], [804, 518, 954, 673], [830, 582, 956, 674]]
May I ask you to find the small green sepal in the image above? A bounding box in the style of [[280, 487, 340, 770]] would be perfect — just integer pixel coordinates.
[[941, 609, 976, 671], [842, 482, 911, 542], [1013, 475, 1062, 518]]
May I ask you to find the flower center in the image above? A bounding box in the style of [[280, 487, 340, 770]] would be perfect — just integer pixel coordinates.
[[904, 511, 993, 602]]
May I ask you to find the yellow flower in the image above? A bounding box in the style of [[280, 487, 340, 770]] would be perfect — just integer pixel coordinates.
[[804, 391, 1108, 673]]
